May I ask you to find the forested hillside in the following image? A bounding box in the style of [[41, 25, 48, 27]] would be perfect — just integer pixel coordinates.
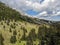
[[0, 2, 60, 45]]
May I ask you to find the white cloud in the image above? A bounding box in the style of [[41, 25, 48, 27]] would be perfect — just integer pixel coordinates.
[[54, 11, 60, 16], [37, 11, 48, 17]]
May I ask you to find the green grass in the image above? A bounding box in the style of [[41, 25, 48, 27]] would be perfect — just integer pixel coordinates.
[[0, 20, 39, 45]]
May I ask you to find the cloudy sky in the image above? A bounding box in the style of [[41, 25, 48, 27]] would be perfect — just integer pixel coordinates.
[[0, 0, 60, 21]]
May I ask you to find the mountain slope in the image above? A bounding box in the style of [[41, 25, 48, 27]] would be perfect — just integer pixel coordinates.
[[0, 2, 54, 25], [0, 2, 60, 45]]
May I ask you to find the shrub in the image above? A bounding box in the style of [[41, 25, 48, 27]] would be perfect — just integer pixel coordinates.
[[10, 35, 17, 44], [3, 25, 5, 29], [1, 22, 3, 25], [10, 24, 16, 29], [9, 28, 12, 32], [13, 30, 17, 35], [27, 28, 36, 41], [0, 34, 4, 45]]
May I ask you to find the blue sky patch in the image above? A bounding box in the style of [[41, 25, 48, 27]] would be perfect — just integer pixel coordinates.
[[40, 0, 44, 3], [26, 10, 39, 15]]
